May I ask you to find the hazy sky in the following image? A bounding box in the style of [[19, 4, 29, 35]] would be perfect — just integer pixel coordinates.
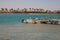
[[0, 0, 60, 10]]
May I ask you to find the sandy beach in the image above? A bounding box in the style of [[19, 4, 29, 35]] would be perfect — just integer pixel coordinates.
[[0, 24, 60, 40]]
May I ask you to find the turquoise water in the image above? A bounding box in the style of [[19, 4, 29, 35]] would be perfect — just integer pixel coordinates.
[[0, 13, 60, 25], [0, 13, 60, 40]]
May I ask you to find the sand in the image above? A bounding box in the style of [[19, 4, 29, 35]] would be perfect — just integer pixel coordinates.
[[0, 24, 60, 40]]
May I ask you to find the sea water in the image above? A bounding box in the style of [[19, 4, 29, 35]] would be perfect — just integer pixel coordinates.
[[0, 13, 60, 40], [0, 13, 60, 25]]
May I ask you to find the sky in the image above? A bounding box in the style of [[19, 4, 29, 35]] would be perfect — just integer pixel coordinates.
[[0, 0, 60, 10]]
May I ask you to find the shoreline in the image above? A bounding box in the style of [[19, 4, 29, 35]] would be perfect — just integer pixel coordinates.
[[0, 13, 60, 14]]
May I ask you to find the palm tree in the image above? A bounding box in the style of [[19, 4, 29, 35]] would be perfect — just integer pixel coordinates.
[[36, 9, 39, 12], [9, 8, 14, 13], [29, 8, 31, 10], [39, 9, 44, 13], [32, 8, 35, 12], [17, 8, 19, 10], [5, 8, 8, 13], [17, 8, 19, 12], [5, 8, 8, 11], [29, 8, 31, 12], [11, 8, 13, 10], [24, 8, 27, 13], [1, 8, 4, 13], [1, 8, 4, 11]]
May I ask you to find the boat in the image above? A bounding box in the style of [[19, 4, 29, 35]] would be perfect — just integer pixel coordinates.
[[40, 19, 48, 24], [21, 18, 59, 24], [21, 18, 40, 24], [48, 19, 59, 24]]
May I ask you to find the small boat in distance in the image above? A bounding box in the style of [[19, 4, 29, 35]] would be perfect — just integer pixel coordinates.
[[40, 19, 48, 24], [21, 18, 59, 24], [21, 18, 40, 24], [48, 19, 59, 24]]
